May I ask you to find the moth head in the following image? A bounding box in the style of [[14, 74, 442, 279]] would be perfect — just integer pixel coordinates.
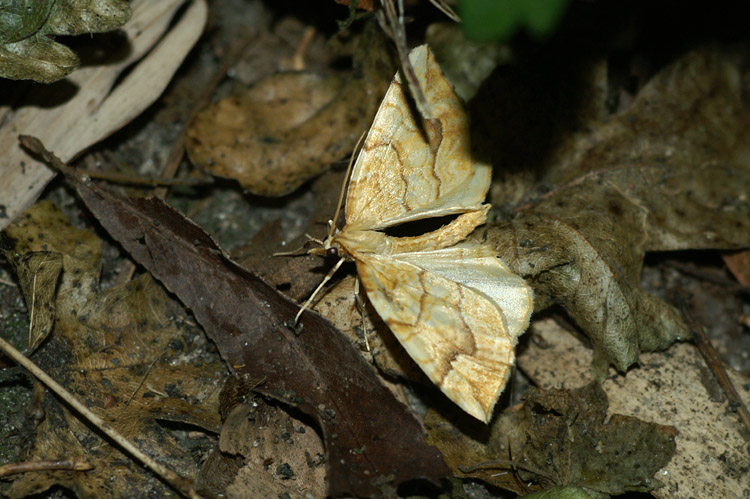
[[307, 232, 341, 258]]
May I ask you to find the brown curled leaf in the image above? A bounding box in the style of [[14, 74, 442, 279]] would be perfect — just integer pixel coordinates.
[[186, 21, 396, 196]]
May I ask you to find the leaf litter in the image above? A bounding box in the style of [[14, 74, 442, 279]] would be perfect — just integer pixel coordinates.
[[1, 201, 223, 498], [21, 136, 449, 497], [2, 2, 750, 498]]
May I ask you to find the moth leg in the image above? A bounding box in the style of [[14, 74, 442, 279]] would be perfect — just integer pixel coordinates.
[[294, 257, 345, 324], [354, 276, 370, 352]]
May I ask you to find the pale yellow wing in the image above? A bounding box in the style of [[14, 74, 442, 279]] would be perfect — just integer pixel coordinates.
[[355, 247, 529, 422], [395, 245, 533, 341], [344, 44, 491, 231]]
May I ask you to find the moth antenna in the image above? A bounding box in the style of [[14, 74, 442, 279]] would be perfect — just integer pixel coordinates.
[[294, 257, 346, 325], [272, 247, 307, 257], [330, 130, 367, 238], [272, 234, 325, 257]]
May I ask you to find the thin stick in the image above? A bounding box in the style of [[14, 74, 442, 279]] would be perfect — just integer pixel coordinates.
[[0, 336, 200, 499], [0, 458, 93, 478], [378, 0, 433, 119], [124, 352, 163, 406], [77, 168, 211, 187], [459, 458, 557, 482], [677, 296, 750, 437], [666, 260, 750, 296], [428, 0, 461, 22]]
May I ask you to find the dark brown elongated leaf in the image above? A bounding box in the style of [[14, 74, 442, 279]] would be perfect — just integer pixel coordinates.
[[20, 136, 450, 497]]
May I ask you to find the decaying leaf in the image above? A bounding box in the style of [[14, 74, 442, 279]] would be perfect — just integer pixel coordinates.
[[198, 379, 326, 498], [0, 211, 63, 352], [425, 380, 676, 496], [518, 383, 676, 494], [424, 405, 529, 496], [478, 48, 750, 374], [723, 249, 750, 287], [0, 0, 131, 83], [186, 20, 396, 196], [1, 201, 223, 498], [519, 318, 750, 498], [21, 138, 451, 496]]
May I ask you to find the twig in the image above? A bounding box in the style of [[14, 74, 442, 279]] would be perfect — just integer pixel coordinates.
[[125, 352, 164, 406], [0, 276, 17, 287], [676, 295, 750, 437], [377, 0, 432, 119], [427, 0, 460, 22], [459, 458, 557, 482], [0, 458, 93, 478], [666, 260, 750, 296], [77, 168, 212, 187], [0, 335, 201, 499]]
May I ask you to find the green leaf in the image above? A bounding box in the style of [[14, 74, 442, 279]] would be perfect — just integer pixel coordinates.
[[0, 0, 131, 83], [459, 0, 570, 41]]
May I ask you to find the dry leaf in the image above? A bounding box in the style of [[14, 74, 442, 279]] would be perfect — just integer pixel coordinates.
[[204, 391, 326, 498], [186, 20, 396, 196], [424, 406, 529, 495], [480, 48, 750, 374], [1, 202, 222, 498], [425, 22, 510, 101], [518, 318, 750, 498], [424, 378, 676, 496], [517, 383, 676, 494], [723, 249, 750, 287], [0, 0, 208, 234], [309, 44, 533, 423], [334, 0, 375, 10]]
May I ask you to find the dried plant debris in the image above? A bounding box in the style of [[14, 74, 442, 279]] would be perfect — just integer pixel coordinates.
[[20, 140, 451, 496], [478, 48, 750, 375], [517, 383, 675, 494], [198, 377, 326, 498], [0, 201, 223, 498], [0, 0, 131, 83], [186, 20, 396, 196], [519, 319, 750, 498], [426, 383, 676, 497]]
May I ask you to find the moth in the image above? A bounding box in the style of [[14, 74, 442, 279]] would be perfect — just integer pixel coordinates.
[[300, 45, 533, 423]]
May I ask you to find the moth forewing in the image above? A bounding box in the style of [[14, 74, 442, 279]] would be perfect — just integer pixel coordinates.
[[343, 44, 491, 229]]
